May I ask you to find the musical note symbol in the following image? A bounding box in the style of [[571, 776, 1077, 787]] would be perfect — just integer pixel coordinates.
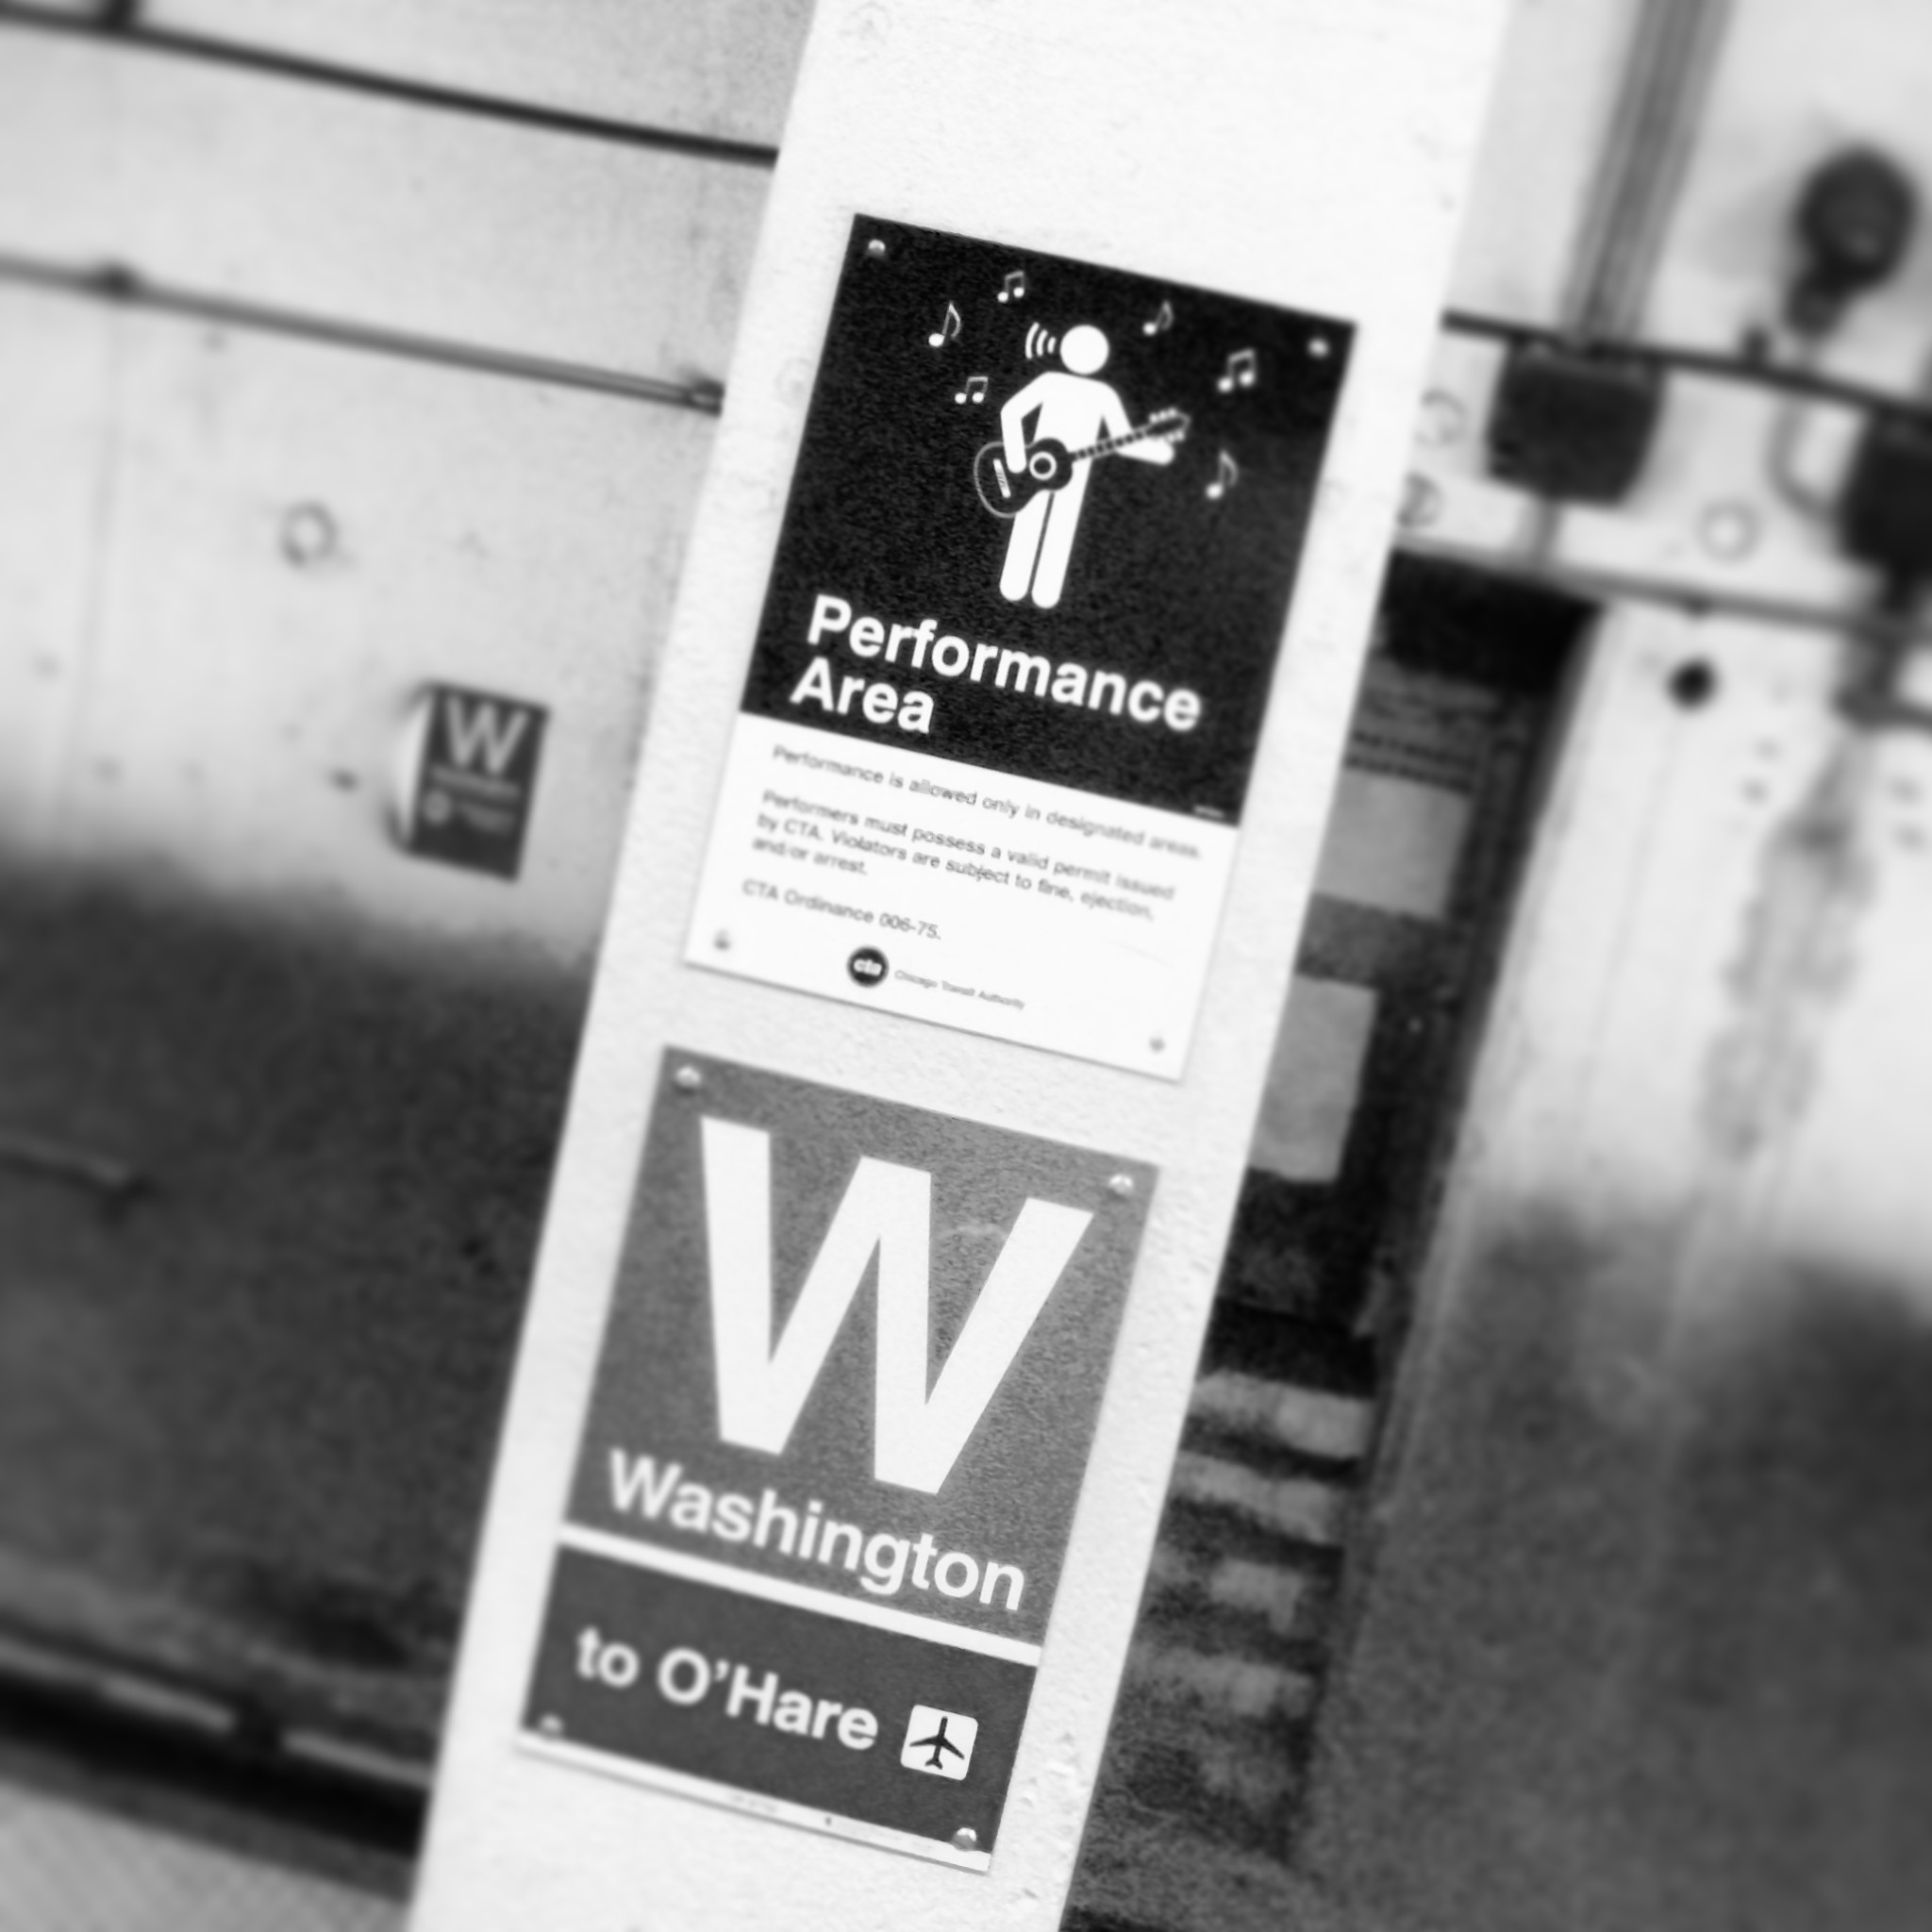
[[1216, 347, 1258, 394], [997, 270, 1027, 304], [955, 374, 989, 406], [1206, 450, 1240, 502], [927, 302, 961, 349], [1142, 300, 1174, 338]]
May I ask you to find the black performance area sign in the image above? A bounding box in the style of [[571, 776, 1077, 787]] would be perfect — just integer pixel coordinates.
[[686, 221, 1350, 1075], [740, 215, 1350, 823]]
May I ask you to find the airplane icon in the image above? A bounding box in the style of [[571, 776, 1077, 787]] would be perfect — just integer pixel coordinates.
[[909, 1717, 964, 1770], [900, 1705, 978, 1780]]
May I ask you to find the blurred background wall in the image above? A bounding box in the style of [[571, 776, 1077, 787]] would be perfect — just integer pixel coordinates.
[[1, 3, 1930, 1928]]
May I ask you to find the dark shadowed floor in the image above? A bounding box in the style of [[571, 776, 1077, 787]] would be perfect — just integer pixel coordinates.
[[0, 857, 583, 1753]]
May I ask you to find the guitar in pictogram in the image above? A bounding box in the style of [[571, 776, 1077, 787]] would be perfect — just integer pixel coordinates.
[[974, 408, 1190, 520]]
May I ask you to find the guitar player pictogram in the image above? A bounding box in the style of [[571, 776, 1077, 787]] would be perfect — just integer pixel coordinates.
[[980, 324, 1188, 609]]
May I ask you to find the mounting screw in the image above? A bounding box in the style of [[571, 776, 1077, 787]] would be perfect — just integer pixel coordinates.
[[950, 1826, 978, 1853], [1699, 500, 1759, 561], [674, 1066, 703, 1092], [714, 931, 732, 951], [1108, 1174, 1135, 1198], [280, 501, 339, 568], [866, 238, 888, 259]]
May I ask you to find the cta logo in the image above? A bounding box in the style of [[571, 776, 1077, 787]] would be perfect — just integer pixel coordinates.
[[700, 1119, 1093, 1494], [847, 944, 888, 988]]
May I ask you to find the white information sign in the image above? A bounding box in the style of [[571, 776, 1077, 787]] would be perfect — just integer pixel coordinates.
[[690, 714, 1235, 1075], [687, 217, 1349, 1077]]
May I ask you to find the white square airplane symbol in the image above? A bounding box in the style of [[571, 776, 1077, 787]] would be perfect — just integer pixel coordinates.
[[900, 1706, 977, 1779]]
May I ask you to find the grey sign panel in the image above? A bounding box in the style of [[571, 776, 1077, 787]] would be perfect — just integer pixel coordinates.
[[527, 1051, 1155, 1863], [566, 1052, 1153, 1647]]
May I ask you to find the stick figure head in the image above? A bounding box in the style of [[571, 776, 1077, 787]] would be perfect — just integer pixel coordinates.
[[1060, 325, 1110, 375]]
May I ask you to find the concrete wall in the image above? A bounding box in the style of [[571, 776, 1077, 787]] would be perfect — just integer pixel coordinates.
[[1304, 5, 1932, 1929]]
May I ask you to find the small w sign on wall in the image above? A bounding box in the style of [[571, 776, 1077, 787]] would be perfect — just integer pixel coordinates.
[[401, 683, 549, 880]]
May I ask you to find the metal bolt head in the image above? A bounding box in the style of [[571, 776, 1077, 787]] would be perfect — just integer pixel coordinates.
[[280, 501, 338, 568], [714, 931, 732, 951], [1699, 499, 1759, 561], [950, 1826, 978, 1853], [866, 238, 888, 258], [1108, 1173, 1135, 1198], [674, 1066, 703, 1093]]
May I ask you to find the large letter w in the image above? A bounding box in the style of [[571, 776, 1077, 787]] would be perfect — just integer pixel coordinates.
[[700, 1118, 1092, 1494]]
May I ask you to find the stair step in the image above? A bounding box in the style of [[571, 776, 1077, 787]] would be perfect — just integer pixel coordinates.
[[1141, 1544, 1333, 1646], [1186, 1370, 1373, 1463], [1123, 1640, 1316, 1724], [1167, 1453, 1351, 1548]]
